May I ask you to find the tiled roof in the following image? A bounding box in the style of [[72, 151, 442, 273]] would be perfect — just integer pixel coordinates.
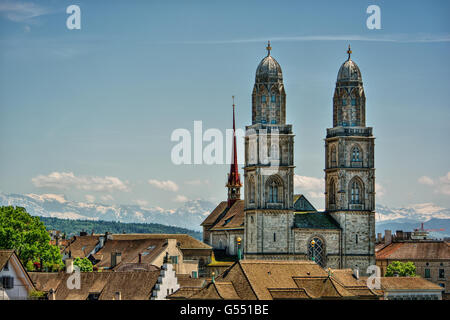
[[190, 260, 379, 300], [376, 241, 450, 260], [201, 201, 228, 226], [94, 238, 166, 269], [0, 249, 13, 270], [294, 212, 340, 230], [31, 271, 160, 300], [209, 200, 245, 231], [238, 260, 328, 300], [204, 195, 317, 232], [29, 272, 66, 292], [177, 274, 206, 288], [104, 234, 212, 250], [62, 235, 99, 258], [293, 277, 355, 298], [214, 282, 240, 299], [380, 277, 444, 291], [268, 288, 312, 299], [167, 287, 202, 299]]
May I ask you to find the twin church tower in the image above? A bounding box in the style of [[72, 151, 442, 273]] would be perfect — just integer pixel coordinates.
[[203, 42, 375, 273]]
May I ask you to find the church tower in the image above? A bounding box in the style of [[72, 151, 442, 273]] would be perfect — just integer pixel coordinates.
[[325, 46, 376, 272], [226, 96, 242, 208], [244, 42, 295, 259]]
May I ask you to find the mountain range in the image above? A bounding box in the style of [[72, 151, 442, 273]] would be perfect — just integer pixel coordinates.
[[1, 192, 449, 237]]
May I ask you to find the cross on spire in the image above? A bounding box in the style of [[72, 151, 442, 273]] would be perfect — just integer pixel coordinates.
[[347, 44, 352, 60], [266, 41, 272, 56]]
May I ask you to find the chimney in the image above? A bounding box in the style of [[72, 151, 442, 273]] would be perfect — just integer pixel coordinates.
[[138, 253, 142, 264], [65, 258, 74, 273], [353, 268, 360, 280], [48, 288, 56, 300], [384, 230, 392, 245], [111, 252, 122, 268], [377, 233, 382, 243], [114, 291, 121, 300], [99, 236, 105, 249]]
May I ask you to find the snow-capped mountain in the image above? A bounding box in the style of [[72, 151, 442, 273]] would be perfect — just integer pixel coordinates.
[[0, 192, 215, 231], [375, 203, 450, 238], [1, 192, 449, 237]]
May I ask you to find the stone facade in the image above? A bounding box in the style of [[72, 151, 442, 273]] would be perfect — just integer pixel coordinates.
[[324, 47, 376, 273], [203, 44, 377, 274], [244, 43, 295, 259]]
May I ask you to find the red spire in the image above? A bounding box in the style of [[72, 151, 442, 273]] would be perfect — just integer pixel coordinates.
[[227, 96, 242, 207]]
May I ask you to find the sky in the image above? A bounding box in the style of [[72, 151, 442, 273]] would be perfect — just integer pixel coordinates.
[[0, 0, 449, 211]]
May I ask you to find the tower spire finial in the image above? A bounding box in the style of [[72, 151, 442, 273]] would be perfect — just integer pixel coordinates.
[[266, 40, 271, 56], [347, 44, 352, 60]]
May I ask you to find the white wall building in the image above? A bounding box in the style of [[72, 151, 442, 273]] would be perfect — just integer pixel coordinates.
[[0, 250, 36, 300]]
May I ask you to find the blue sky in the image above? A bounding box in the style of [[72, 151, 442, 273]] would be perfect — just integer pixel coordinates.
[[0, 0, 449, 211]]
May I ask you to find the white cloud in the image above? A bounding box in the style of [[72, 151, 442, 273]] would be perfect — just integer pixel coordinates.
[[0, 1, 52, 22], [148, 179, 179, 192], [32, 172, 130, 192], [134, 199, 149, 207], [418, 176, 434, 186], [418, 172, 450, 196], [185, 179, 210, 186], [26, 193, 67, 203], [174, 195, 188, 203], [294, 175, 324, 198], [100, 195, 114, 202], [375, 183, 386, 198], [437, 172, 450, 195], [85, 195, 95, 203], [172, 33, 450, 45]]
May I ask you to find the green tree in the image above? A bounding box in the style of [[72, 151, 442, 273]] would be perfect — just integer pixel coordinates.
[[73, 257, 93, 272], [0, 206, 63, 271], [385, 261, 416, 277]]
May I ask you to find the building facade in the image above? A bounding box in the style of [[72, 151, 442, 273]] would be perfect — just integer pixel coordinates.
[[203, 43, 376, 274], [324, 46, 376, 272], [244, 42, 296, 259]]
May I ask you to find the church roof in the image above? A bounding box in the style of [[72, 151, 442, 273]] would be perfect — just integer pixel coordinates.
[[201, 201, 228, 226], [337, 45, 362, 83], [293, 194, 317, 212], [294, 212, 340, 230], [255, 41, 283, 84], [209, 200, 245, 231], [203, 195, 318, 232]]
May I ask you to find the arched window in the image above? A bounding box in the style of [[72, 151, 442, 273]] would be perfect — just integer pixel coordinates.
[[350, 179, 362, 204], [268, 182, 278, 203], [351, 146, 361, 162], [329, 179, 336, 205], [266, 175, 283, 205], [308, 237, 325, 267]]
